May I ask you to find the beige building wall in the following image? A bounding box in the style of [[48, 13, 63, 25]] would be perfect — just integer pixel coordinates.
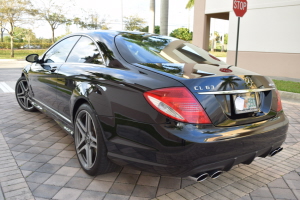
[[193, 0, 300, 79]]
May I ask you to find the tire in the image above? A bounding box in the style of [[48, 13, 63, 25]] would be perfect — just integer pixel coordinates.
[[74, 103, 118, 176], [15, 77, 38, 112]]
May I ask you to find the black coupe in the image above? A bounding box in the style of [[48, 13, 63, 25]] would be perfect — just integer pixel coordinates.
[[15, 31, 288, 181]]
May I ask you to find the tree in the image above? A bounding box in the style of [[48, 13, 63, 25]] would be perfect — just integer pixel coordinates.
[[35, 0, 72, 43], [23, 29, 35, 46], [224, 33, 228, 45], [160, 0, 169, 35], [123, 15, 146, 31], [149, 0, 155, 33], [0, 0, 35, 57], [185, 0, 194, 9], [170, 28, 193, 41], [73, 10, 110, 30], [0, 14, 6, 42]]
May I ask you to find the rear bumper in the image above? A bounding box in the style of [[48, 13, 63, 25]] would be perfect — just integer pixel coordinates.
[[104, 112, 288, 177]]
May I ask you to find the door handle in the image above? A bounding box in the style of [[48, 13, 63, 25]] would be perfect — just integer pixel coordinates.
[[50, 66, 57, 72]]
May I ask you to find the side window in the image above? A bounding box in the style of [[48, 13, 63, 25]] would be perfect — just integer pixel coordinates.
[[44, 36, 80, 63], [66, 36, 104, 64]]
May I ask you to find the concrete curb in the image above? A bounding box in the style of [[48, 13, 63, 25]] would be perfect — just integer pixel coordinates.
[[279, 91, 300, 104], [0, 59, 19, 61]]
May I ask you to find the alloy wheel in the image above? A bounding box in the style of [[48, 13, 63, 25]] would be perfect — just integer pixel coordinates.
[[75, 110, 98, 169], [16, 79, 34, 110]]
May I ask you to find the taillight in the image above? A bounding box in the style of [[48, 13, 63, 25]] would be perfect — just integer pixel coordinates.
[[276, 90, 282, 112], [144, 87, 211, 124]]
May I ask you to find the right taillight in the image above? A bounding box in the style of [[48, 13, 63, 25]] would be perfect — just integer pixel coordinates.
[[143, 87, 211, 124], [276, 90, 282, 112]]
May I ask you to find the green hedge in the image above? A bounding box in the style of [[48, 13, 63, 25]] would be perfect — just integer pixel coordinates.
[[170, 28, 193, 41], [0, 42, 52, 49]]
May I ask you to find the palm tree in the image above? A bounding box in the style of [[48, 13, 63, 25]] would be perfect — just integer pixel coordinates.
[[185, 0, 194, 9], [149, 0, 155, 33], [220, 76, 241, 90], [160, 0, 168, 35]]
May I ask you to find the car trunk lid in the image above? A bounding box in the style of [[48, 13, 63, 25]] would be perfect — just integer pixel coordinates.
[[135, 63, 279, 126]]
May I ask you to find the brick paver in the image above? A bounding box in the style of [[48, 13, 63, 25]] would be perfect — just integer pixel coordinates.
[[1, 92, 300, 200]]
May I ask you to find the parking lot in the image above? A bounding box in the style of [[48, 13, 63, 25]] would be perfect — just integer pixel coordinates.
[[0, 62, 300, 200]]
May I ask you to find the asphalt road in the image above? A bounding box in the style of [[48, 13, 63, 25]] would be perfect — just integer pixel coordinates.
[[0, 60, 27, 93]]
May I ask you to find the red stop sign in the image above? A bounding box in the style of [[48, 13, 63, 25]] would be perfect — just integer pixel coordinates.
[[233, 0, 247, 17]]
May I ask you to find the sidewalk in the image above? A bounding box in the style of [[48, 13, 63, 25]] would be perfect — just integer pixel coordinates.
[[0, 60, 27, 68], [0, 94, 300, 200]]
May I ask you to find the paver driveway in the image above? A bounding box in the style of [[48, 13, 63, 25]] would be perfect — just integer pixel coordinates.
[[0, 92, 300, 200]]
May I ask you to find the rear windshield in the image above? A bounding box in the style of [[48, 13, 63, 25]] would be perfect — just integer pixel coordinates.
[[115, 33, 226, 65]]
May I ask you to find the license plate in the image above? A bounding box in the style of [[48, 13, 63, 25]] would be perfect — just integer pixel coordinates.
[[234, 93, 258, 114]]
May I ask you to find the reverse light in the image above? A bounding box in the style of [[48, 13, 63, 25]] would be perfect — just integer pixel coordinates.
[[144, 87, 211, 124], [276, 90, 283, 112]]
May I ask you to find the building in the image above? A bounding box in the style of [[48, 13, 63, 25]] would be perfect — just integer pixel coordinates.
[[193, 0, 300, 79]]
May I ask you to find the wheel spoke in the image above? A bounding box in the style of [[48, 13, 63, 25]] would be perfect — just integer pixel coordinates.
[[86, 144, 93, 168], [90, 135, 97, 143], [77, 143, 87, 154], [17, 83, 25, 96], [24, 97, 29, 108], [90, 142, 97, 149], [76, 136, 85, 150], [17, 96, 25, 100], [20, 81, 27, 92], [76, 118, 87, 134], [86, 113, 92, 135]]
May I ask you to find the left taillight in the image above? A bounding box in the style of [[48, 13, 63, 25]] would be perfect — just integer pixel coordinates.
[[276, 90, 283, 112], [143, 87, 211, 124]]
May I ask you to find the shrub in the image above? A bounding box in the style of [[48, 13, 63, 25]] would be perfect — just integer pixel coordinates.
[[0, 42, 52, 49], [169, 28, 193, 41]]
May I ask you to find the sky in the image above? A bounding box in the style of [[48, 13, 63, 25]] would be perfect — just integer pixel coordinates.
[[27, 0, 228, 39]]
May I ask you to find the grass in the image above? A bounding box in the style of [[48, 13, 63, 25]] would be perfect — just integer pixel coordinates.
[[209, 51, 227, 57], [0, 49, 47, 59], [273, 80, 300, 94]]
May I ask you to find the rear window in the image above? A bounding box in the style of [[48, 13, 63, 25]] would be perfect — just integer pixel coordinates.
[[115, 33, 226, 65]]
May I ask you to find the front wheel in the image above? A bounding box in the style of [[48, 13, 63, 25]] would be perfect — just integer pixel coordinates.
[[74, 103, 118, 176], [15, 77, 37, 112]]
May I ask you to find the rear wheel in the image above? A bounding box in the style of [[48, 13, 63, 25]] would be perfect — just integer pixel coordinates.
[[74, 104, 117, 175], [15, 77, 37, 112]]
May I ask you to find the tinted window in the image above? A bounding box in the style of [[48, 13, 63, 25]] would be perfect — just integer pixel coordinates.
[[115, 33, 226, 65], [44, 36, 80, 63], [67, 36, 104, 64]]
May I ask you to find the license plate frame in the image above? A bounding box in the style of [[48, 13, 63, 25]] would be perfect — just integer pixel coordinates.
[[233, 92, 258, 114]]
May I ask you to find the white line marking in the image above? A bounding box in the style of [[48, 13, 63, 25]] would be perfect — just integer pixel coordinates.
[[0, 82, 14, 93]]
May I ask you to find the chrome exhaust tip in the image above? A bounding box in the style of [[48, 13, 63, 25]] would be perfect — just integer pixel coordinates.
[[269, 149, 278, 156], [277, 147, 283, 153], [189, 173, 209, 182], [269, 147, 283, 157], [209, 170, 223, 179], [197, 173, 209, 182]]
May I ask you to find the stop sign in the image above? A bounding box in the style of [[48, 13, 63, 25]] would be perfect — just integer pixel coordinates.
[[233, 0, 247, 17]]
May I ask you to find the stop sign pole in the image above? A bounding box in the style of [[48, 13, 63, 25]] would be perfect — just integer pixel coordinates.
[[233, 0, 247, 66]]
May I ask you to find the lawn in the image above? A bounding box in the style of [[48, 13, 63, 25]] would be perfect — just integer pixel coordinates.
[[209, 51, 227, 57], [273, 80, 300, 94], [0, 49, 47, 59]]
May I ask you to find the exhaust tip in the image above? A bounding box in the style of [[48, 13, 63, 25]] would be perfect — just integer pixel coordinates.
[[277, 147, 283, 153], [210, 171, 223, 179], [189, 173, 209, 182], [269, 150, 278, 156], [197, 173, 209, 182], [269, 147, 283, 157]]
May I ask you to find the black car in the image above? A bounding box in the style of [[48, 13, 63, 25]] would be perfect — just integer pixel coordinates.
[[15, 30, 288, 181]]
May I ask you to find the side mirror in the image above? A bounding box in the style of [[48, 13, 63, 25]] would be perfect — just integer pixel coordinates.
[[26, 54, 39, 63]]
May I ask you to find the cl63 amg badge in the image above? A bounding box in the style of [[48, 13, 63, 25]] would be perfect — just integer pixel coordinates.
[[194, 85, 215, 90]]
